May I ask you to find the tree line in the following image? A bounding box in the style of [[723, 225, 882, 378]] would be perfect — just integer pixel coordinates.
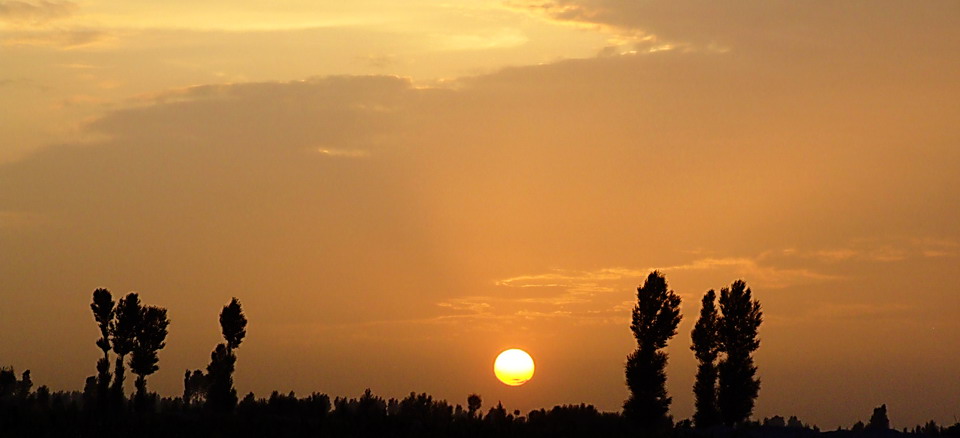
[[1, 276, 959, 437]]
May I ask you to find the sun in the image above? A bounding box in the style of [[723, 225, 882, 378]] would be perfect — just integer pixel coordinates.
[[494, 349, 535, 386]]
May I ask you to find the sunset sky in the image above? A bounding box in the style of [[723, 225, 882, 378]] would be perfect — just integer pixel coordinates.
[[1, 0, 959, 429]]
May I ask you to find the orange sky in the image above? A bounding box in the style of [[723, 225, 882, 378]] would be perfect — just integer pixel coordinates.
[[1, 0, 959, 429]]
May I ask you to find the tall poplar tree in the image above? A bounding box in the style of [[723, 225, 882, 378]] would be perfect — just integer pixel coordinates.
[[130, 305, 170, 412], [90, 288, 115, 410], [111, 292, 141, 405], [691, 289, 721, 428], [717, 280, 762, 426], [623, 271, 682, 431], [206, 298, 247, 412]]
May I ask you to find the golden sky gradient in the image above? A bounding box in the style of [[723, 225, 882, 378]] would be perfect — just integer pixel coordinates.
[[1, 0, 959, 429]]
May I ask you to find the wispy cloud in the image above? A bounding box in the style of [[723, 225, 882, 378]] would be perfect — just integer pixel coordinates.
[[661, 257, 840, 289], [305, 236, 955, 336], [429, 292, 627, 329], [0, 0, 77, 25], [55, 62, 102, 69], [427, 239, 956, 327], [435, 296, 493, 314], [501, 0, 675, 55], [913, 237, 959, 258], [317, 147, 370, 158], [1, 28, 109, 49], [497, 255, 838, 298], [801, 237, 958, 263], [419, 252, 839, 327]]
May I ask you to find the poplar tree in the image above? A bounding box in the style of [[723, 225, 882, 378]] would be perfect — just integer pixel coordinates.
[[623, 271, 682, 431], [206, 298, 247, 412], [717, 280, 762, 426], [130, 305, 170, 412], [691, 289, 721, 428], [111, 293, 141, 405], [220, 298, 247, 350], [90, 288, 115, 410]]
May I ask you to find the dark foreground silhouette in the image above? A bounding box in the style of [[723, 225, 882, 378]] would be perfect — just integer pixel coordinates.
[[1, 384, 959, 438], [2, 282, 957, 437]]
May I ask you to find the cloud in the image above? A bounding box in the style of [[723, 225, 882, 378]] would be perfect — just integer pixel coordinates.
[[317, 147, 370, 158], [506, 0, 960, 60], [476, 235, 960, 324], [429, 294, 626, 329], [435, 296, 493, 314], [0, 28, 108, 48], [811, 248, 858, 262], [2, 48, 956, 333], [0, 0, 76, 25], [662, 257, 840, 289], [432, 252, 840, 326], [914, 237, 959, 258], [0, 1, 98, 49], [495, 254, 838, 302], [0, 37, 957, 411], [802, 237, 959, 263]]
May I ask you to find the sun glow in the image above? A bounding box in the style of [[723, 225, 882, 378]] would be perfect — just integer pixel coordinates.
[[494, 349, 535, 386]]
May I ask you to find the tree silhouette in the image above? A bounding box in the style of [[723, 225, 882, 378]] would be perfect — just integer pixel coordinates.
[[867, 404, 890, 430], [183, 369, 208, 407], [623, 271, 682, 431], [83, 375, 98, 408], [206, 344, 237, 412], [467, 393, 482, 419], [787, 415, 804, 429], [717, 280, 762, 426], [206, 297, 247, 413], [0, 367, 17, 398], [111, 292, 141, 405], [691, 289, 721, 429], [765, 415, 786, 428], [220, 297, 247, 350], [16, 370, 32, 400], [90, 288, 115, 411], [130, 305, 169, 412], [486, 401, 508, 427]]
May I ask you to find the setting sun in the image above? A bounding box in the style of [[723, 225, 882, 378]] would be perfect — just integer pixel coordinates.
[[494, 349, 535, 386], [0, 0, 956, 431]]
